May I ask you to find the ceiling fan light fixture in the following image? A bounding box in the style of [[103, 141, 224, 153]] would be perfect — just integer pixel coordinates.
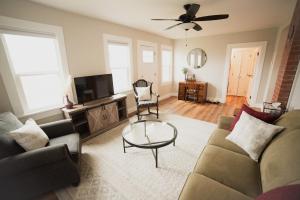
[[180, 22, 195, 31]]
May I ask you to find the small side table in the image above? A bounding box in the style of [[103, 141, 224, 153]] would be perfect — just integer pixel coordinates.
[[263, 102, 286, 115]]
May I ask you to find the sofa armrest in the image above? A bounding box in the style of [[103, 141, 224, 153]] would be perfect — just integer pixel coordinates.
[[40, 119, 75, 139], [0, 144, 70, 177], [217, 116, 234, 131]]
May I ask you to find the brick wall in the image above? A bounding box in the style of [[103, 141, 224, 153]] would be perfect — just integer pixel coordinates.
[[272, 0, 300, 105]]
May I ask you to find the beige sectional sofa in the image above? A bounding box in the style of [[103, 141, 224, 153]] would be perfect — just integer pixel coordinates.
[[179, 110, 300, 200]]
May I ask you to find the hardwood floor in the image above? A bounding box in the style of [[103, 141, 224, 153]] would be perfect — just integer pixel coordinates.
[[159, 95, 246, 124]]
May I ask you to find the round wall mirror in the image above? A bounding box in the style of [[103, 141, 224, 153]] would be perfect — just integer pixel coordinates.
[[187, 48, 207, 68]]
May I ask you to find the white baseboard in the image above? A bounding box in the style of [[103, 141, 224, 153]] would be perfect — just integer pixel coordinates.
[[160, 93, 177, 100], [207, 97, 221, 103]]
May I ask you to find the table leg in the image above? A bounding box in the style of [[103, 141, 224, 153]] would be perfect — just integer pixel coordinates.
[[123, 138, 126, 153], [173, 140, 175, 146]]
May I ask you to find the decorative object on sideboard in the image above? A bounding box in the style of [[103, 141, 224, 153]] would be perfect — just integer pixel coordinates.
[[65, 95, 74, 109], [187, 48, 207, 68], [186, 73, 196, 81], [64, 75, 74, 109], [182, 67, 189, 81]]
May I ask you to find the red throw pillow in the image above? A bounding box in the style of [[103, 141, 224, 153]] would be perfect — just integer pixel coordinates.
[[256, 184, 300, 200], [230, 104, 280, 131]]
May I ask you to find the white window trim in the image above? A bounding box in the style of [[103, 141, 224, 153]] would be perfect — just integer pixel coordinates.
[[103, 34, 133, 93], [160, 45, 173, 85], [0, 16, 70, 117], [137, 40, 158, 84]]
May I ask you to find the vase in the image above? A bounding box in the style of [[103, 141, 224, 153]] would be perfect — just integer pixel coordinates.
[[65, 95, 74, 109]]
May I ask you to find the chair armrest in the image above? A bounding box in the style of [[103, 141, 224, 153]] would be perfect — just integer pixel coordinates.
[[40, 119, 75, 139], [0, 144, 71, 177], [217, 116, 234, 131]]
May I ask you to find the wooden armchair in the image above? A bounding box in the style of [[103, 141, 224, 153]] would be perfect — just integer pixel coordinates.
[[132, 79, 159, 120]]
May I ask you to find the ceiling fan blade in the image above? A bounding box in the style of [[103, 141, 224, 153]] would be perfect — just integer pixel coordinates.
[[151, 18, 179, 21], [165, 23, 183, 30], [192, 22, 202, 31], [185, 4, 200, 17], [194, 14, 229, 21]]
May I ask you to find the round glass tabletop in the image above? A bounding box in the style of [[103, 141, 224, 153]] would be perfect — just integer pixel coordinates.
[[122, 120, 177, 149]]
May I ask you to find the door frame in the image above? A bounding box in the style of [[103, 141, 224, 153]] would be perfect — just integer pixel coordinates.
[[287, 61, 300, 110], [221, 41, 267, 106], [137, 40, 158, 82]]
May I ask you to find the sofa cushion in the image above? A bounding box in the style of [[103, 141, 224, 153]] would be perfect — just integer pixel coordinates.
[[194, 145, 261, 198], [49, 133, 80, 163], [0, 112, 23, 135], [260, 129, 300, 192], [274, 110, 300, 135], [0, 134, 25, 159], [9, 119, 49, 151], [208, 128, 248, 155], [179, 173, 252, 200], [230, 104, 280, 131], [256, 184, 300, 200], [226, 111, 284, 161]]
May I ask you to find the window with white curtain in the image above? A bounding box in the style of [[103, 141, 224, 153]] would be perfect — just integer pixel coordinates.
[[104, 35, 132, 93], [1, 33, 65, 114], [161, 48, 172, 83]]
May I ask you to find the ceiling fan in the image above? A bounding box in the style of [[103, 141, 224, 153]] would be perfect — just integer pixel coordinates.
[[151, 3, 229, 31]]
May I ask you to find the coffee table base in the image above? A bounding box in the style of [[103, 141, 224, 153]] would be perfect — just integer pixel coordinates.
[[122, 138, 175, 168]]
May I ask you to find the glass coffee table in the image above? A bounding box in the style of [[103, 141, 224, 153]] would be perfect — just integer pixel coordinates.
[[122, 120, 178, 168]]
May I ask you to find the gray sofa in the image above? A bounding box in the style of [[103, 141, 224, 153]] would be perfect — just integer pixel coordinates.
[[0, 112, 81, 200]]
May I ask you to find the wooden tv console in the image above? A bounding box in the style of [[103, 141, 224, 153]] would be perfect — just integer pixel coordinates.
[[62, 94, 128, 142]]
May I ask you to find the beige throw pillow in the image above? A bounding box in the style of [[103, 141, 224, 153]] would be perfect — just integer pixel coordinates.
[[226, 111, 284, 161], [9, 118, 49, 151], [136, 86, 151, 101]]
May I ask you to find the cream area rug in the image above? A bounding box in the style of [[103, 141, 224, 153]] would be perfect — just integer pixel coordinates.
[[56, 114, 216, 200]]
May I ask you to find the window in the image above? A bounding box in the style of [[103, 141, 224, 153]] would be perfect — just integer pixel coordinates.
[[142, 49, 154, 63], [104, 34, 132, 93], [161, 47, 172, 83], [1, 33, 65, 114]]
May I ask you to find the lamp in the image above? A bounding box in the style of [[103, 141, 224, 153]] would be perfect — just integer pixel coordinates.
[[180, 23, 195, 31]]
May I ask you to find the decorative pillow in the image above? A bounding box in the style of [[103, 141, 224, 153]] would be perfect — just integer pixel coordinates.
[[9, 118, 49, 151], [230, 104, 281, 131], [226, 111, 284, 161], [0, 112, 23, 135], [256, 184, 300, 200], [136, 86, 151, 101]]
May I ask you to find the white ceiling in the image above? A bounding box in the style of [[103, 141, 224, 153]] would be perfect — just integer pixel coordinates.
[[29, 0, 297, 39]]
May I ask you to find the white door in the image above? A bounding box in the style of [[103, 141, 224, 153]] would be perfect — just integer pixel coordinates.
[[227, 48, 257, 97], [246, 50, 259, 103], [137, 42, 158, 92], [237, 50, 255, 96], [228, 51, 242, 95]]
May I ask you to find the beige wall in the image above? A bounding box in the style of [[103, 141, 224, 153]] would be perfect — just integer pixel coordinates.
[[0, 0, 173, 122], [264, 25, 289, 101], [174, 28, 278, 105]]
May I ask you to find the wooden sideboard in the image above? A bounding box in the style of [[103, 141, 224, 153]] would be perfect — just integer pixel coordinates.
[[178, 81, 208, 103], [62, 94, 128, 142]]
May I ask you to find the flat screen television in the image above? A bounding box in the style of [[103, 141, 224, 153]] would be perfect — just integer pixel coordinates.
[[74, 74, 114, 104]]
